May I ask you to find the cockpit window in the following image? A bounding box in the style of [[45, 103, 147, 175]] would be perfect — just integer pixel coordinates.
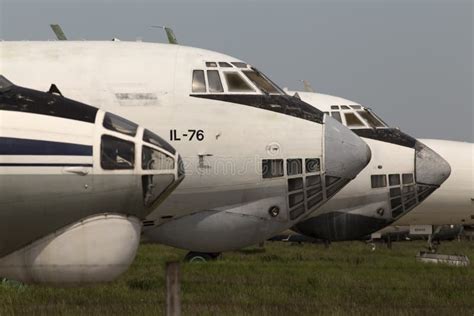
[[350, 105, 362, 109], [142, 146, 175, 170], [331, 105, 339, 110], [231, 62, 248, 68], [344, 113, 365, 127], [358, 110, 385, 128], [219, 62, 232, 67], [207, 70, 224, 93], [224, 72, 255, 92], [242, 70, 280, 94], [341, 105, 351, 110], [103, 112, 138, 136], [192, 70, 206, 93], [206, 62, 217, 67], [331, 111, 342, 123], [101, 135, 135, 170], [143, 129, 176, 155]]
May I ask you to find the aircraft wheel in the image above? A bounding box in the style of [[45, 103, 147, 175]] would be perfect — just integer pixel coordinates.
[[184, 252, 220, 263]]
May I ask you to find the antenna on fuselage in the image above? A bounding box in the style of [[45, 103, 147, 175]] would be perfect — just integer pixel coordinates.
[[150, 25, 178, 44], [299, 80, 315, 93], [47, 84, 63, 96], [50, 24, 68, 41]]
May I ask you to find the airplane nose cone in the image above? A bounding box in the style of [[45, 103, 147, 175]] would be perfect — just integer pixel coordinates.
[[324, 116, 371, 180], [415, 141, 451, 186]]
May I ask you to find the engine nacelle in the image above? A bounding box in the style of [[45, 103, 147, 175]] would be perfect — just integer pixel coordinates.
[[0, 214, 141, 285]]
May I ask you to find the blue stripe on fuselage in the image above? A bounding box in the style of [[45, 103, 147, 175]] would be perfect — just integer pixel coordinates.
[[0, 163, 93, 167], [0, 137, 92, 156]]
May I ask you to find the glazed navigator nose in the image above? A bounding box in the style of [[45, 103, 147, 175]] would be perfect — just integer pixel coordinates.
[[324, 116, 372, 181], [415, 141, 451, 187]]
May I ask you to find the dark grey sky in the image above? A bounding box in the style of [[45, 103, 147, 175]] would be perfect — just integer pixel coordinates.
[[1, 0, 472, 141]]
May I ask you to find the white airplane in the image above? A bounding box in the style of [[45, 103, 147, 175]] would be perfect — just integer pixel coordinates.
[[0, 75, 182, 284], [286, 90, 454, 241], [375, 138, 473, 247], [1, 41, 371, 261]]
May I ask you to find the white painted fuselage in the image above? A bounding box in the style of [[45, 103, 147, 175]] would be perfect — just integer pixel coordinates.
[[394, 139, 474, 226], [1, 41, 370, 252]]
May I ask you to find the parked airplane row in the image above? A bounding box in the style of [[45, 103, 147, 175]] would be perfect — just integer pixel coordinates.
[[0, 39, 471, 285], [287, 91, 472, 247]]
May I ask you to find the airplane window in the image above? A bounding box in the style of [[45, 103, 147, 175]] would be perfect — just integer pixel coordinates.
[[389, 174, 400, 186], [262, 159, 284, 178], [344, 113, 365, 127], [289, 192, 304, 208], [358, 110, 385, 128], [224, 72, 255, 92], [142, 146, 175, 170], [206, 62, 217, 67], [391, 197, 402, 209], [390, 187, 401, 197], [287, 159, 303, 176], [331, 112, 342, 123], [331, 105, 339, 110], [231, 62, 248, 68], [402, 173, 414, 184], [101, 135, 135, 170], [288, 177, 304, 191], [143, 129, 176, 155], [103, 112, 138, 136], [341, 105, 351, 110], [207, 70, 224, 93], [219, 62, 232, 67], [305, 158, 320, 173], [192, 70, 206, 93], [306, 175, 321, 188], [350, 105, 362, 109], [242, 70, 279, 94], [371, 175, 387, 188]]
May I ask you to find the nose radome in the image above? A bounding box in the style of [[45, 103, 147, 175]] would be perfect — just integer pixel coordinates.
[[324, 116, 371, 180], [415, 141, 451, 186]]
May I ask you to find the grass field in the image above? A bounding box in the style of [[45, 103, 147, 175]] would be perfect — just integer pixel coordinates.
[[1, 240, 473, 315]]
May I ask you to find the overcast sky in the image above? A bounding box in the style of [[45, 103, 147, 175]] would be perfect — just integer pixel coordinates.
[[1, 0, 472, 142]]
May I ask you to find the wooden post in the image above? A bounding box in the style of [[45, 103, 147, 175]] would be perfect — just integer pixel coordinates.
[[166, 261, 181, 316]]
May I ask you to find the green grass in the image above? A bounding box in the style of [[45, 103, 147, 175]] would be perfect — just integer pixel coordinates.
[[1, 240, 474, 315]]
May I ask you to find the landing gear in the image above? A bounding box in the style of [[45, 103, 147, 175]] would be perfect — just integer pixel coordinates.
[[427, 226, 442, 253], [427, 235, 440, 253], [184, 252, 220, 263]]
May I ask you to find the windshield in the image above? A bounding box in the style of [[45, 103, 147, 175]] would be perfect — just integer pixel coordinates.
[[242, 70, 281, 94], [357, 110, 386, 128], [143, 129, 176, 155]]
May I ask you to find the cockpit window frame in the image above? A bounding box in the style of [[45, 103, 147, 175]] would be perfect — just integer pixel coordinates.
[[103, 112, 138, 137], [242, 69, 281, 95], [343, 112, 366, 128], [143, 128, 176, 155], [357, 109, 386, 128], [192, 69, 207, 93], [207, 70, 224, 93], [100, 134, 135, 170], [222, 71, 256, 93], [231, 62, 248, 68]]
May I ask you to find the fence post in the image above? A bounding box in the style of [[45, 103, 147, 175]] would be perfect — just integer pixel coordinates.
[[166, 261, 181, 316]]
